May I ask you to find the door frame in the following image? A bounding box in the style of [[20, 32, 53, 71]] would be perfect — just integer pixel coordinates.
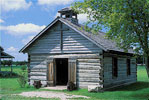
[[55, 58, 68, 85], [47, 57, 77, 86]]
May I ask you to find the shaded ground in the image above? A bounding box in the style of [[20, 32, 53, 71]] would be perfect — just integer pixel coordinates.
[[17, 91, 89, 100]]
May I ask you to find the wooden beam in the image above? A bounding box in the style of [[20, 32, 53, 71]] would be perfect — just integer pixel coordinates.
[[60, 22, 63, 51]]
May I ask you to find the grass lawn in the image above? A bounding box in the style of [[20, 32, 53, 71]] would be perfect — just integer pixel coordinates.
[[0, 66, 59, 100], [0, 65, 149, 100]]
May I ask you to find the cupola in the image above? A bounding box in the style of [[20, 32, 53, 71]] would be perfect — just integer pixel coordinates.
[[58, 7, 78, 24]]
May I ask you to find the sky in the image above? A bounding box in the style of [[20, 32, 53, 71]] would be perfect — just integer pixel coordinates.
[[0, 0, 89, 61]]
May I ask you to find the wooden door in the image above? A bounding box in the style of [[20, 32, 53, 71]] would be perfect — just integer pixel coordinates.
[[47, 60, 56, 86], [68, 59, 77, 85]]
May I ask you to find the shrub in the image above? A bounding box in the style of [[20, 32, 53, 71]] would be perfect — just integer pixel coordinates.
[[33, 81, 42, 89], [21, 66, 27, 71], [67, 81, 77, 91], [1, 60, 12, 66], [0, 71, 18, 78], [17, 71, 27, 88]]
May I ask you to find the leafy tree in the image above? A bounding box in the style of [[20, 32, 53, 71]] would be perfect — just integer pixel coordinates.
[[1, 60, 7, 66], [73, 0, 149, 77], [7, 60, 12, 66]]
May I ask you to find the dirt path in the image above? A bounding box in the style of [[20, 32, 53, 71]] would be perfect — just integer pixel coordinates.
[[18, 91, 89, 100]]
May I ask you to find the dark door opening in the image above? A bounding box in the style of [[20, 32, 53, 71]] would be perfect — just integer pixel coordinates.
[[55, 58, 68, 85]]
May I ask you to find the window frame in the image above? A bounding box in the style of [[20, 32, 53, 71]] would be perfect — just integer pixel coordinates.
[[127, 58, 131, 76], [112, 57, 118, 78]]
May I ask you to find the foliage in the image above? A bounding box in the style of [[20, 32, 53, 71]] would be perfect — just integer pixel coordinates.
[[72, 0, 149, 77], [0, 71, 18, 78], [17, 66, 27, 88], [137, 55, 145, 64], [13, 61, 28, 66], [17, 72, 27, 88], [33, 81, 42, 89], [21, 65, 27, 71], [1, 60, 12, 66]]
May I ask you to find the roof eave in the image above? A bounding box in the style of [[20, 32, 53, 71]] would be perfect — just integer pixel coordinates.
[[1, 51, 15, 58], [19, 17, 60, 53]]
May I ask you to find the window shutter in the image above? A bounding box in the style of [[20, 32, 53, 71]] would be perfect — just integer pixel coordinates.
[[47, 59, 56, 86], [68, 59, 77, 85]]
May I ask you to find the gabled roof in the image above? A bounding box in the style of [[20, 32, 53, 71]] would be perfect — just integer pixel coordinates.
[[20, 17, 134, 54], [1, 51, 14, 58], [0, 46, 14, 58], [58, 7, 72, 13]]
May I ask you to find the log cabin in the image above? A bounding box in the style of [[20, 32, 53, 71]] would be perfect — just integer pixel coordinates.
[[20, 7, 137, 90]]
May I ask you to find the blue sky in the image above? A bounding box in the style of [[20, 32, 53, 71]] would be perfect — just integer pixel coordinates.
[[0, 0, 88, 61]]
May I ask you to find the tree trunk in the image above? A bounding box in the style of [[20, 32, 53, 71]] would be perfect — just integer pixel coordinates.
[[145, 56, 149, 78]]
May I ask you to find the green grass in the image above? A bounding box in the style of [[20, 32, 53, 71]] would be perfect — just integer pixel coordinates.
[[0, 66, 59, 100], [43, 66, 149, 100], [61, 66, 149, 100], [1, 66, 23, 73], [0, 65, 149, 100]]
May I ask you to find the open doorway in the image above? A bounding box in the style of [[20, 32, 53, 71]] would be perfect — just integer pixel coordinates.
[[55, 58, 68, 85]]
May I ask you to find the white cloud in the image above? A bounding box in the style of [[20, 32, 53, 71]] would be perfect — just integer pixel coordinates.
[[6, 46, 27, 61], [55, 13, 60, 18], [1, 23, 46, 36], [6, 46, 18, 52], [22, 35, 34, 45], [0, 19, 4, 23], [78, 14, 88, 23], [38, 0, 73, 6], [0, 0, 32, 11]]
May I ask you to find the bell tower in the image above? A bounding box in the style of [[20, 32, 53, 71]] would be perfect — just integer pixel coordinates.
[[58, 7, 78, 24]]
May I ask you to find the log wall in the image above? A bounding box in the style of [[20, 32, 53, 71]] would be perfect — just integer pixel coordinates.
[[103, 55, 137, 89], [29, 53, 102, 88]]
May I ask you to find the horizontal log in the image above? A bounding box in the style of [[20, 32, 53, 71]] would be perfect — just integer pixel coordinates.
[[29, 78, 47, 81], [30, 76, 46, 80], [63, 42, 95, 46], [77, 59, 100, 63], [77, 73, 99, 78], [104, 75, 137, 81], [29, 50, 100, 54], [29, 72, 46, 76], [30, 62, 47, 65], [30, 65, 46, 68], [104, 78, 137, 85], [78, 62, 100, 66], [77, 70, 100, 74], [77, 82, 99, 86], [78, 66, 100, 70], [103, 81, 136, 89], [30, 69, 47, 72]]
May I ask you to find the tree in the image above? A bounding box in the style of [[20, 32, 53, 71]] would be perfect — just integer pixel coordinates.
[[73, 0, 149, 77]]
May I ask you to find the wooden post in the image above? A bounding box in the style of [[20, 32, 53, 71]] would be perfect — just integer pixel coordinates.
[[28, 54, 30, 85], [0, 49, 1, 72], [10, 58, 13, 75], [60, 22, 63, 51]]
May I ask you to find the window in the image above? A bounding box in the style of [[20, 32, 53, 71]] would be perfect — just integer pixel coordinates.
[[127, 59, 131, 75], [112, 57, 118, 78]]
